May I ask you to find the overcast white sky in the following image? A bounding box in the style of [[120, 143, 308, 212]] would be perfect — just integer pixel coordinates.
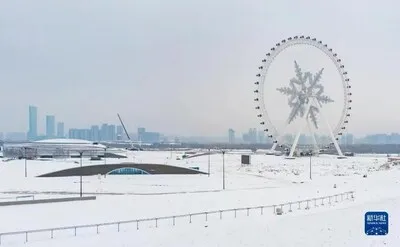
[[0, 0, 398, 137]]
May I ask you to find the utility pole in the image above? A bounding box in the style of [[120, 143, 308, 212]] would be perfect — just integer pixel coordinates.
[[222, 150, 226, 190], [104, 147, 107, 165], [208, 148, 211, 177], [309, 150, 312, 180], [80, 151, 83, 197], [24, 147, 27, 178]]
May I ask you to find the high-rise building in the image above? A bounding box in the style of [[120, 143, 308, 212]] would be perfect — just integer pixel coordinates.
[[46, 115, 56, 138], [142, 131, 160, 143], [249, 128, 257, 143], [57, 122, 65, 138], [100, 124, 108, 141], [136, 127, 160, 143], [242, 128, 257, 143], [228, 129, 235, 144], [69, 128, 91, 140], [28, 105, 38, 140], [340, 133, 354, 146], [116, 125, 124, 140], [108, 124, 116, 141], [90, 125, 100, 141], [258, 130, 265, 144]]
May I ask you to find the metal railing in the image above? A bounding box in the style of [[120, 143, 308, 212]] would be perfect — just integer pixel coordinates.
[[0, 191, 355, 245], [0, 195, 34, 202]]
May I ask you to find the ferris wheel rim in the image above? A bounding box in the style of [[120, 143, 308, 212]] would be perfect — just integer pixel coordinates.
[[254, 35, 352, 147]]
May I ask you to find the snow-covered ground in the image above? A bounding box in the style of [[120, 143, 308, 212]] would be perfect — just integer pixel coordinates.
[[0, 150, 399, 246]]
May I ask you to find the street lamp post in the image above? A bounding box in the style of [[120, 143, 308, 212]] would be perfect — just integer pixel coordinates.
[[24, 147, 27, 178], [79, 151, 83, 197], [309, 150, 312, 180], [222, 150, 226, 190], [208, 148, 211, 177], [104, 148, 107, 165]]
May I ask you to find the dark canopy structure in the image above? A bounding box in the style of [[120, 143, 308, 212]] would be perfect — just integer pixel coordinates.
[[38, 163, 206, 177]]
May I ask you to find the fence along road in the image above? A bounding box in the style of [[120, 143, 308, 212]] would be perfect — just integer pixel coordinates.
[[0, 191, 355, 245], [0, 195, 34, 202]]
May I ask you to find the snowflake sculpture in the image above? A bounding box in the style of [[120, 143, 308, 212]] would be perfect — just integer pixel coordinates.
[[277, 61, 334, 129]]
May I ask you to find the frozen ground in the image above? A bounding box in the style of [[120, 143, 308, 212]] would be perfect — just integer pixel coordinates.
[[0, 150, 399, 246]]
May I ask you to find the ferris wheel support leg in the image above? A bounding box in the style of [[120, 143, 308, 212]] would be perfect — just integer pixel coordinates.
[[271, 143, 278, 152], [313, 99, 344, 157], [271, 121, 291, 152], [288, 121, 308, 158]]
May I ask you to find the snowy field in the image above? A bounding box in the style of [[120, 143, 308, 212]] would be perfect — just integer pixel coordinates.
[[0, 150, 399, 246]]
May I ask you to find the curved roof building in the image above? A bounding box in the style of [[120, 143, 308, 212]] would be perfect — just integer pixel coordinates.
[[38, 163, 207, 177], [3, 138, 108, 158]]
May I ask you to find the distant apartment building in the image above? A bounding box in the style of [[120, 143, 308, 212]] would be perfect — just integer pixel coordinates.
[[57, 122, 65, 138], [228, 129, 235, 144], [137, 127, 160, 143], [46, 115, 56, 138], [69, 128, 91, 140], [358, 133, 400, 144], [340, 133, 354, 146], [258, 130, 265, 144], [90, 125, 100, 141], [108, 125, 116, 141], [242, 128, 257, 143], [100, 124, 109, 141], [116, 125, 124, 140], [27, 105, 38, 140], [68, 124, 124, 141], [65, 123, 164, 142]]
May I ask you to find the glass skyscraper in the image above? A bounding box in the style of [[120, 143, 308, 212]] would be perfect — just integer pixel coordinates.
[[28, 105, 38, 140], [57, 122, 64, 138], [46, 115, 56, 138]]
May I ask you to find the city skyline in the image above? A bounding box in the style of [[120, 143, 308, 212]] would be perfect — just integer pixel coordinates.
[[1, 104, 400, 139], [1, 0, 399, 136], [0, 105, 397, 146], [15, 105, 163, 143]]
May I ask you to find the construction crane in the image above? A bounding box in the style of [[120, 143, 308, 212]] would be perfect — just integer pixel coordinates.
[[117, 113, 141, 151]]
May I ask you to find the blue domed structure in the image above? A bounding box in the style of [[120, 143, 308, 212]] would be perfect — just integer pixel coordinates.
[[108, 167, 149, 175]]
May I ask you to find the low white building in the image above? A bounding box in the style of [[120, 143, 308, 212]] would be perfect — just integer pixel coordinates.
[[3, 139, 107, 159]]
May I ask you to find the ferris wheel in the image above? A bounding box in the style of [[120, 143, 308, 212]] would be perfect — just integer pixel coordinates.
[[253, 35, 352, 158]]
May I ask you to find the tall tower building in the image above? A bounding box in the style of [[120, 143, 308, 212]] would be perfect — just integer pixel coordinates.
[[28, 105, 38, 140], [57, 122, 65, 138], [90, 125, 100, 141], [46, 115, 56, 138], [116, 125, 124, 140], [100, 124, 109, 140], [108, 124, 116, 141], [228, 129, 235, 144]]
